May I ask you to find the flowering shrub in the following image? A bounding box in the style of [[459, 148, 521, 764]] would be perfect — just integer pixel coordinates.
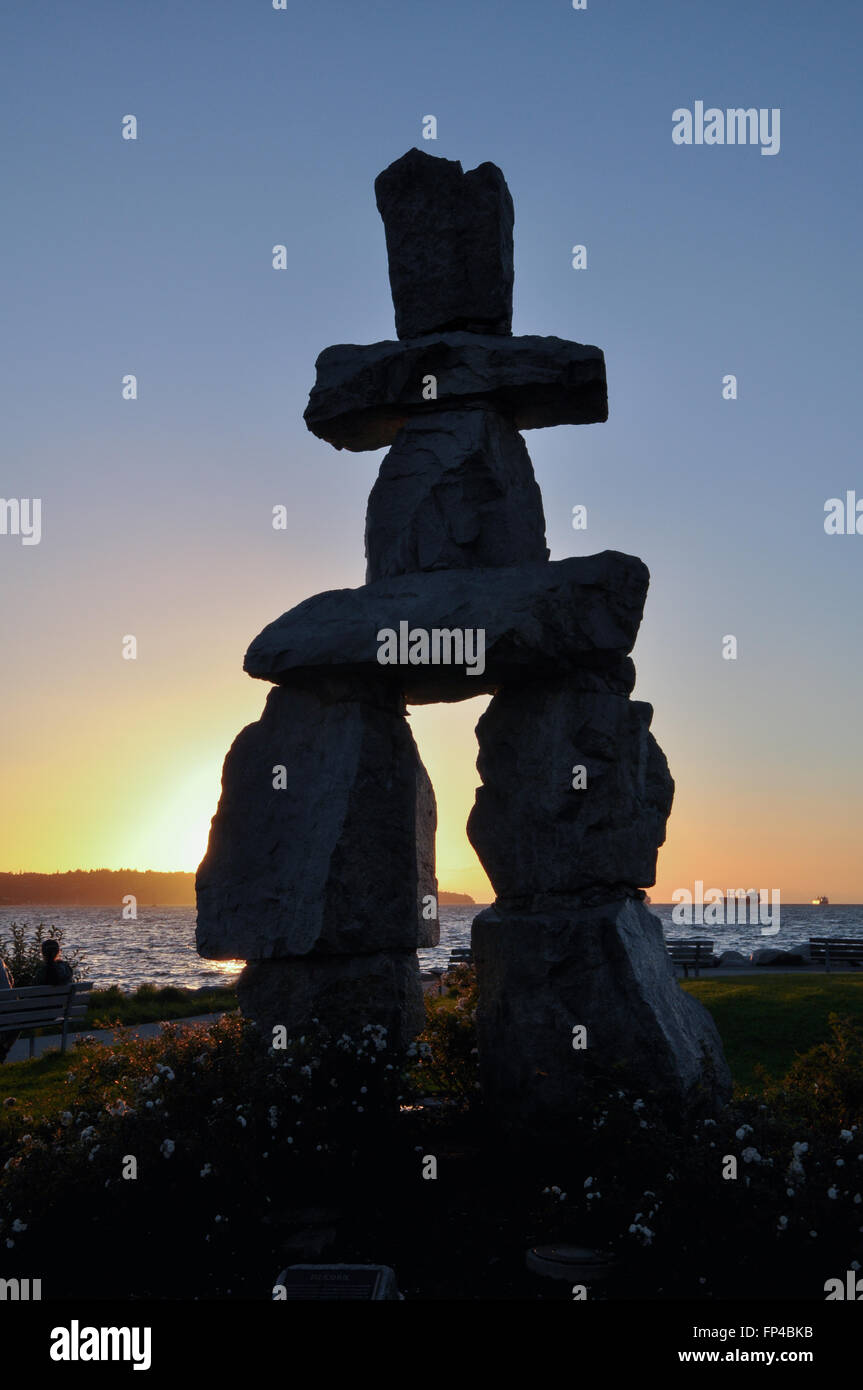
[[1, 986, 861, 1299], [405, 965, 479, 1104], [758, 1014, 863, 1132]]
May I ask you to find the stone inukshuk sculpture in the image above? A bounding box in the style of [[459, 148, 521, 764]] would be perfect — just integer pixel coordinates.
[[196, 148, 731, 1117]]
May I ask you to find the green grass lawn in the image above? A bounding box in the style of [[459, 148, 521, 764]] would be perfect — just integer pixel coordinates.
[[683, 972, 863, 1092], [84, 983, 237, 1029], [0, 1049, 83, 1121], [4, 975, 862, 1119]]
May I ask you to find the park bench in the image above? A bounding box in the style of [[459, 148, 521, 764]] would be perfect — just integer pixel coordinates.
[[447, 947, 473, 970], [809, 938, 863, 973], [0, 981, 93, 1059], [666, 940, 714, 979]]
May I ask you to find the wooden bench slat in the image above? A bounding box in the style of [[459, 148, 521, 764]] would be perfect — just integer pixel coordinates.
[[0, 1011, 73, 1029], [809, 938, 863, 971], [666, 940, 713, 978], [0, 982, 92, 998], [0, 983, 93, 1052]]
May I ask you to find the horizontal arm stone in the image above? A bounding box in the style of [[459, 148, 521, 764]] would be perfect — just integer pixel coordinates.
[[304, 332, 608, 452]]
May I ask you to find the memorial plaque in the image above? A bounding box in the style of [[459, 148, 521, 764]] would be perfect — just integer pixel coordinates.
[[274, 1264, 401, 1300]]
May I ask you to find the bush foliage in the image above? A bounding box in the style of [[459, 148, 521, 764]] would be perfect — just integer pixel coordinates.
[[1, 972, 861, 1300]]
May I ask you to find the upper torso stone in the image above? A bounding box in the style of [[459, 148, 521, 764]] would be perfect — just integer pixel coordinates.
[[375, 148, 514, 339], [365, 407, 548, 582]]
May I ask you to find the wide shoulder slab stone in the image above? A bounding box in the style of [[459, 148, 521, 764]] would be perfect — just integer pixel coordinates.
[[365, 407, 548, 582], [243, 553, 648, 704], [375, 148, 514, 339], [304, 332, 608, 452]]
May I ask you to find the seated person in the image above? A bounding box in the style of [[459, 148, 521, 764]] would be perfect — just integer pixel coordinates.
[[0, 957, 17, 1062], [35, 938, 74, 986]]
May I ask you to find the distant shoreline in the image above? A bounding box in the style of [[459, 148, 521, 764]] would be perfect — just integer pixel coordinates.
[[0, 872, 479, 909]]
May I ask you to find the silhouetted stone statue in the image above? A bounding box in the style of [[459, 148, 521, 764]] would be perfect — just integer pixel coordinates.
[[196, 149, 731, 1118]]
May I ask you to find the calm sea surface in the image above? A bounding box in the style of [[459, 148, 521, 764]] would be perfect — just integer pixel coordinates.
[[0, 903, 860, 993]]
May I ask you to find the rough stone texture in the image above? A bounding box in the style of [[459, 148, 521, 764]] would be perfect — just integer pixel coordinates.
[[244, 553, 647, 704], [303, 332, 608, 452], [717, 950, 748, 968], [415, 756, 440, 948], [365, 407, 548, 582], [374, 148, 514, 339], [195, 677, 436, 960], [237, 951, 424, 1050], [472, 899, 732, 1126], [467, 680, 674, 903], [750, 948, 808, 967]]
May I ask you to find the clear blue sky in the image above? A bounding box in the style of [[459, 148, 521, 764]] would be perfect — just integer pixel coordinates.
[[1, 0, 861, 898]]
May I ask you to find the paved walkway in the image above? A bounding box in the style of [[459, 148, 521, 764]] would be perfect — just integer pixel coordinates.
[[5, 1012, 227, 1064]]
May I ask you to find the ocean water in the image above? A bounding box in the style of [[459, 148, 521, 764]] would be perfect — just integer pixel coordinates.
[[0, 903, 859, 993]]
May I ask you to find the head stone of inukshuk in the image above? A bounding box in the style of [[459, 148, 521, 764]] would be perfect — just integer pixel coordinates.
[[195, 148, 731, 1120]]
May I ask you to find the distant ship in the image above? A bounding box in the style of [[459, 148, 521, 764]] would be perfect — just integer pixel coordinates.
[[810, 895, 829, 906]]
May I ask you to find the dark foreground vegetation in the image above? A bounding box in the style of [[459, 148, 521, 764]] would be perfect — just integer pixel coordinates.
[[1, 967, 862, 1300]]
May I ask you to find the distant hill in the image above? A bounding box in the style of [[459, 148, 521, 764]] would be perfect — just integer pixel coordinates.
[[0, 872, 477, 910], [0, 870, 196, 906]]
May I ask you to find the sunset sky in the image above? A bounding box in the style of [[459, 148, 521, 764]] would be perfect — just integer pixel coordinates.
[[2, 1, 861, 903]]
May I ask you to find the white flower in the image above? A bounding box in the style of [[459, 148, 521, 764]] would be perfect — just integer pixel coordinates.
[[160, 1139, 175, 1158], [633, 1099, 646, 1112], [840, 1130, 854, 1143], [836, 1159, 846, 1167], [79, 1126, 97, 1143], [584, 1176, 593, 1189], [59, 1112, 73, 1127], [629, 1223, 654, 1246], [736, 1125, 753, 1141], [827, 1187, 839, 1199], [742, 1147, 761, 1164], [200, 1164, 212, 1177], [854, 1194, 862, 1205], [11, 1219, 26, 1233], [792, 1141, 809, 1157], [87, 1146, 100, 1162], [777, 1216, 788, 1230]]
